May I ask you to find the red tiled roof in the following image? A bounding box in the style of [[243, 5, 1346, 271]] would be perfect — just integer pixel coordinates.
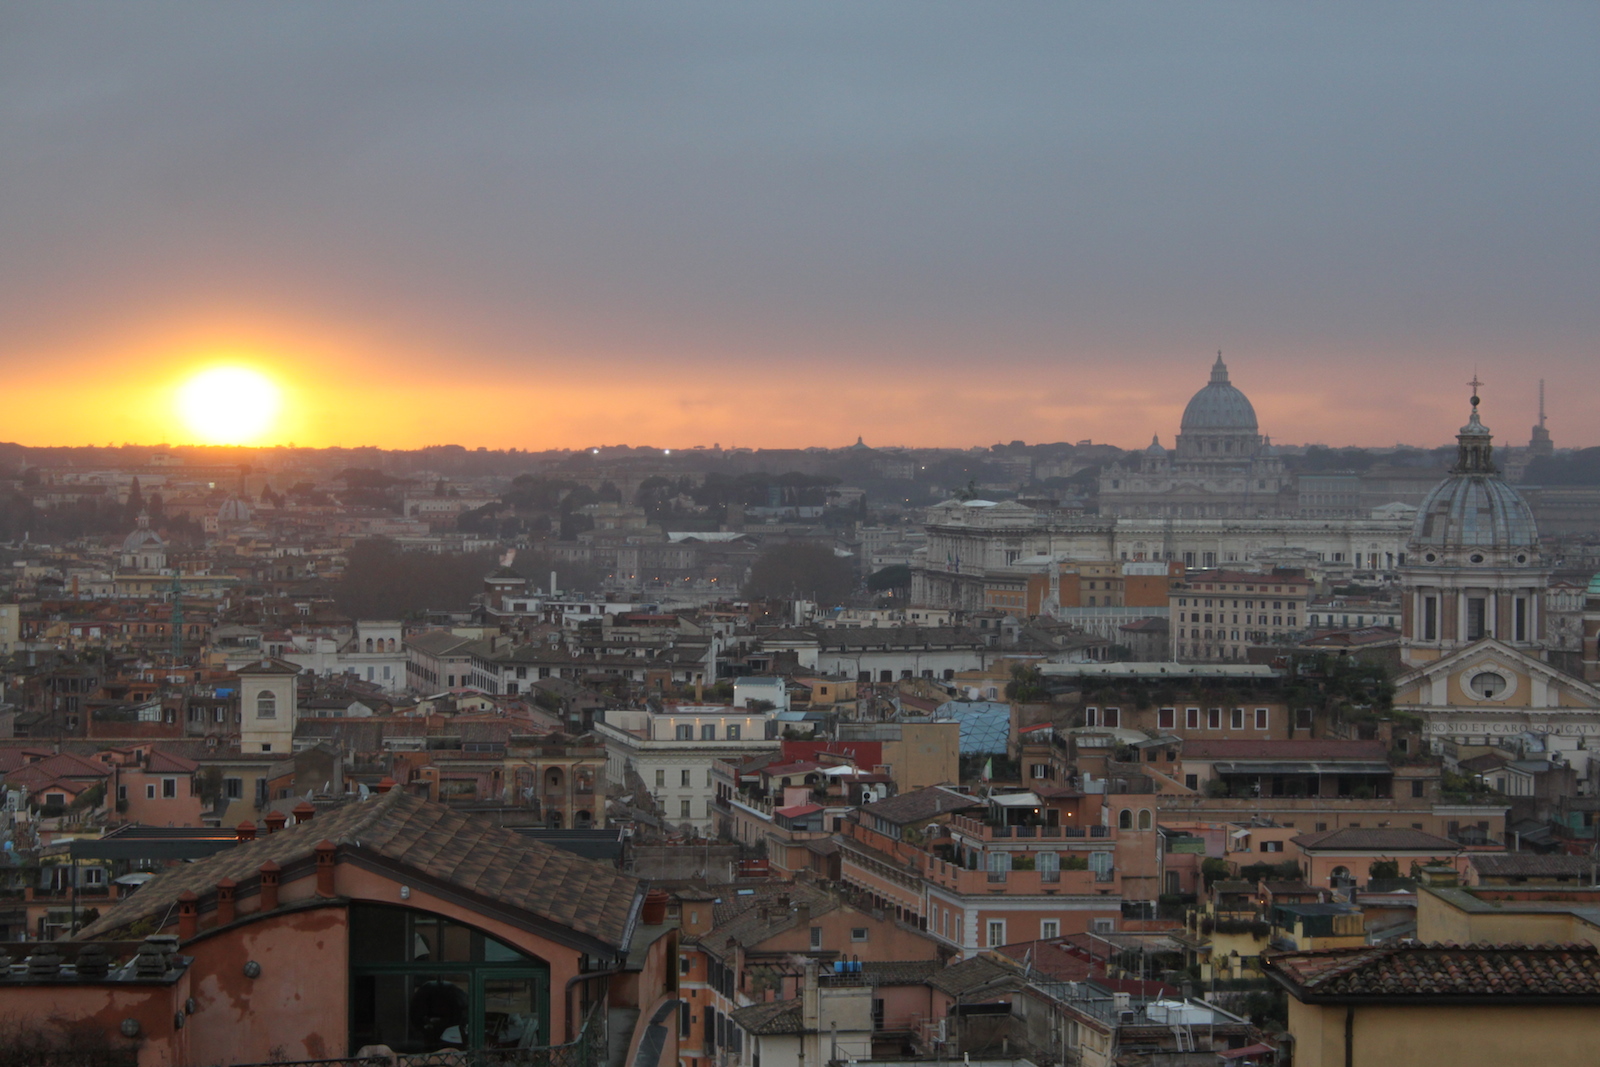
[[147, 750, 200, 773], [1267, 943, 1600, 999], [1181, 739, 1389, 761], [1290, 827, 1458, 852], [775, 803, 823, 818], [80, 789, 641, 952]]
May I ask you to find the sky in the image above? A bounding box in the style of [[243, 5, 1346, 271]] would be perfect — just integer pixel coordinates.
[[1, 3, 1596, 451]]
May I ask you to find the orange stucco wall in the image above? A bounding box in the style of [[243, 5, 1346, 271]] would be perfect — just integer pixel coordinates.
[[0, 980, 190, 1067]]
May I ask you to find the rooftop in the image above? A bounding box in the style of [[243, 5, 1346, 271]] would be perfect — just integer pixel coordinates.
[[1266, 942, 1600, 1001]]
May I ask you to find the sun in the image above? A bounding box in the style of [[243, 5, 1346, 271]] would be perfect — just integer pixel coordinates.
[[176, 366, 284, 444]]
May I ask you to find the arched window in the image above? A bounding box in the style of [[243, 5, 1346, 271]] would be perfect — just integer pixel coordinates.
[[256, 691, 277, 719], [1330, 865, 1353, 888], [1118, 809, 1133, 830], [348, 905, 549, 1054], [1138, 810, 1153, 830], [366, 638, 374, 653], [388, 638, 397, 652]]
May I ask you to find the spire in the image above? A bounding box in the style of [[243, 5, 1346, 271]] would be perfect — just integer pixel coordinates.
[[1209, 351, 1229, 384], [1455, 377, 1496, 474]]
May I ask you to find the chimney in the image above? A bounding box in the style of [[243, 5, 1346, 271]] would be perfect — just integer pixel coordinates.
[[794, 902, 810, 926], [263, 810, 287, 835], [258, 861, 281, 911], [314, 840, 337, 897], [236, 821, 257, 842], [177, 891, 199, 941], [292, 800, 316, 824], [216, 878, 237, 925]]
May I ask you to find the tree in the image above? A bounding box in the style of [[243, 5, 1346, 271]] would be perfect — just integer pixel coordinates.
[[744, 544, 857, 605], [866, 564, 911, 593], [1201, 857, 1232, 888]]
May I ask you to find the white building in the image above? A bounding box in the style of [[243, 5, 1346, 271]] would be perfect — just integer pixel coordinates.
[[594, 704, 780, 832]]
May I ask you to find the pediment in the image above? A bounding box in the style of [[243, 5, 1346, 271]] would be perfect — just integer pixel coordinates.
[[1395, 639, 1600, 710]]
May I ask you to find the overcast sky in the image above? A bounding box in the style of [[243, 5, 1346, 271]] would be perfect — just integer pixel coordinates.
[[1, 3, 1595, 449]]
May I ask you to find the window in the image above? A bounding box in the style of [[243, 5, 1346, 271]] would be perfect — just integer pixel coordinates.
[[1255, 708, 1268, 730], [1040, 920, 1059, 940], [1031, 763, 1048, 779], [681, 769, 691, 788], [1185, 774, 1197, 789], [1137, 810, 1152, 830], [1470, 672, 1506, 700], [1085, 707, 1098, 727], [701, 724, 717, 740], [1158, 708, 1174, 730], [1208, 708, 1221, 729], [1412, 780, 1425, 798], [1262, 840, 1283, 853], [348, 905, 548, 1054], [162, 778, 177, 799], [1296, 707, 1314, 729], [675, 724, 693, 740], [117, 785, 128, 802], [256, 690, 277, 719], [726, 724, 740, 741], [655, 770, 665, 788], [1118, 809, 1133, 830], [1185, 707, 1198, 729], [850, 928, 868, 942], [987, 920, 1006, 947], [225, 777, 243, 800], [83, 866, 105, 886], [1103, 707, 1120, 728], [810, 927, 823, 950], [146, 784, 156, 800], [1231, 708, 1243, 730], [1467, 597, 1487, 640], [680, 800, 691, 819], [1515, 597, 1528, 642]]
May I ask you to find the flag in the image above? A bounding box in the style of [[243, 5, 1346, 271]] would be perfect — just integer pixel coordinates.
[[982, 757, 993, 781]]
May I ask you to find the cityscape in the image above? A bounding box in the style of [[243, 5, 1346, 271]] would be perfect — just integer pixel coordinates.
[[2, 7, 1598, 1067]]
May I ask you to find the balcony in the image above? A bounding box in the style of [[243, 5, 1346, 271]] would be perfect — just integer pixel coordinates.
[[949, 814, 1101, 840], [924, 858, 1117, 896]]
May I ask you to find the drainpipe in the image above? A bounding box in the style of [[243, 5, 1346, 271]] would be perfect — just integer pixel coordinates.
[[565, 964, 624, 1043], [1345, 1005, 1354, 1067]]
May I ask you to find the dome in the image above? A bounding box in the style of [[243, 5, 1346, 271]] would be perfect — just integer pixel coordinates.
[[121, 512, 165, 553], [1410, 396, 1538, 553], [217, 496, 254, 524], [1411, 476, 1538, 550], [1144, 434, 1167, 456], [1179, 355, 1259, 433]]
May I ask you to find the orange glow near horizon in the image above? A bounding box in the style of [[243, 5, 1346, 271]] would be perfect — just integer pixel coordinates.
[[0, 318, 1575, 452]]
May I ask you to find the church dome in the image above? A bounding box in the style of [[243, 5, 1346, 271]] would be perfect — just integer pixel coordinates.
[[1410, 401, 1538, 554], [1180, 355, 1259, 433], [217, 496, 254, 525], [121, 512, 165, 553]]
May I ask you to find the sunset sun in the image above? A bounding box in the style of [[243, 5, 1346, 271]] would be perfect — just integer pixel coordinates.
[[176, 366, 283, 444]]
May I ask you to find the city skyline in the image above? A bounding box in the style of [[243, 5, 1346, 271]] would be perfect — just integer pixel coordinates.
[[3, 4, 1596, 450]]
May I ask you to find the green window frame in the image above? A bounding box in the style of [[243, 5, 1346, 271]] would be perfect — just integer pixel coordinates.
[[349, 904, 550, 1054]]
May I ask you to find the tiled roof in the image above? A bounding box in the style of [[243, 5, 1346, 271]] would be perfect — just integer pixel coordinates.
[[1267, 943, 1600, 1000], [146, 750, 199, 773], [854, 785, 980, 826], [706, 884, 838, 947], [1470, 854, 1597, 879], [928, 954, 1023, 996], [1290, 827, 1458, 852], [861, 959, 942, 985], [78, 789, 642, 952], [729, 998, 802, 1035], [1181, 740, 1389, 761]]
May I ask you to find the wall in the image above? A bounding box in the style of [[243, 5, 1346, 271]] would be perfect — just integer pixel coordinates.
[[1289, 1000, 1600, 1067], [0, 979, 189, 1067], [185, 904, 349, 1064]]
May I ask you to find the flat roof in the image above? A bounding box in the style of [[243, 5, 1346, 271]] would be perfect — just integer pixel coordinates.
[[1039, 662, 1279, 679]]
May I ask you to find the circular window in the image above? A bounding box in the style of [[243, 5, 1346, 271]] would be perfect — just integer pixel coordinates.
[[1516, 554, 1527, 563], [1469, 553, 1485, 563], [1424, 552, 1437, 563], [1470, 671, 1508, 700]]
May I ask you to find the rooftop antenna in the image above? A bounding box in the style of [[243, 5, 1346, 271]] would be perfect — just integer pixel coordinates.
[[1539, 379, 1547, 428]]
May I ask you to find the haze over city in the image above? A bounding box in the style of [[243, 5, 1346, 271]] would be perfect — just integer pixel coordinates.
[[3, 4, 1596, 450]]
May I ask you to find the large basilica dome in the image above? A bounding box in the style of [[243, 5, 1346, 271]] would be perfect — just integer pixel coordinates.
[[1180, 354, 1259, 433]]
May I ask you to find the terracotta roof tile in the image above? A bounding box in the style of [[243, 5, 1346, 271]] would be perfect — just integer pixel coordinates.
[[1267, 943, 1600, 999], [79, 789, 642, 951]]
